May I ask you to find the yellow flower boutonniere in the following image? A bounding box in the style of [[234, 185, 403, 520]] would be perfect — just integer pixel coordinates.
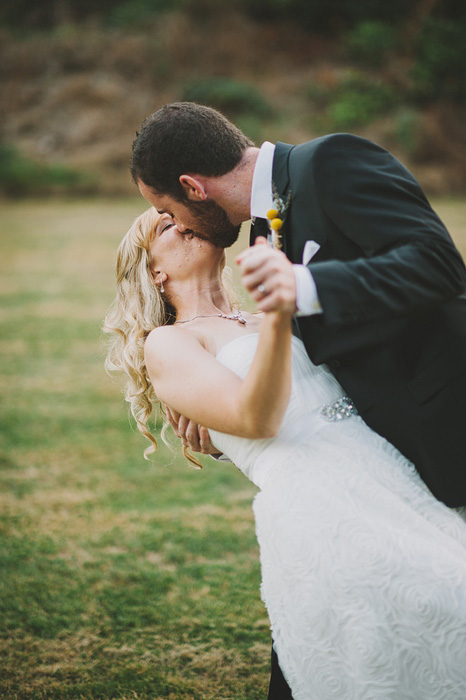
[[266, 183, 292, 250]]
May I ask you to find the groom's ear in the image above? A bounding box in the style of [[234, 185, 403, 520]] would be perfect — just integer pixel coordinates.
[[179, 175, 207, 202]]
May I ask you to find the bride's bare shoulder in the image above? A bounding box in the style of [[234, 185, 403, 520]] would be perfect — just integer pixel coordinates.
[[144, 325, 205, 363]]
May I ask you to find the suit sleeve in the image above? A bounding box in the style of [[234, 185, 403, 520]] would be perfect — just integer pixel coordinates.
[[308, 135, 466, 326]]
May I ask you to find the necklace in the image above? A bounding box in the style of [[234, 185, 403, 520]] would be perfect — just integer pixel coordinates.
[[174, 310, 247, 325]]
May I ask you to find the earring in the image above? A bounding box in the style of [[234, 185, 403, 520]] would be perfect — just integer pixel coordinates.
[[160, 280, 165, 294]]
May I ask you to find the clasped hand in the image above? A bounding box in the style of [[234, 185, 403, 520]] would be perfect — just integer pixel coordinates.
[[166, 236, 297, 456], [237, 236, 297, 314], [165, 406, 218, 455]]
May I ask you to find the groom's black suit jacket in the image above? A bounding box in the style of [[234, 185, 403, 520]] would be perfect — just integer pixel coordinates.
[[251, 134, 466, 507]]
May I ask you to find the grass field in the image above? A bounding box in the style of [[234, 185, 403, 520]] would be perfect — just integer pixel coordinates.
[[1, 198, 465, 699]]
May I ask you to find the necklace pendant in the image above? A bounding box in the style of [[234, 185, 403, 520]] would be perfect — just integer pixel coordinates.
[[175, 309, 247, 325]]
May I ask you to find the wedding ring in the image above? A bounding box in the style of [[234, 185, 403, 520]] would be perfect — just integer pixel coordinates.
[[257, 284, 266, 295]]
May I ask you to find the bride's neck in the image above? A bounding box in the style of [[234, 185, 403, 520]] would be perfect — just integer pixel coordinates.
[[169, 278, 235, 322]]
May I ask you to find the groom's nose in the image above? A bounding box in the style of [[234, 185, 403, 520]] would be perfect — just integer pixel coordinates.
[[176, 221, 193, 234]]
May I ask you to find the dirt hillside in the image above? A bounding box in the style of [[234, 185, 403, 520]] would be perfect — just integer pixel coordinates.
[[1, 11, 465, 195]]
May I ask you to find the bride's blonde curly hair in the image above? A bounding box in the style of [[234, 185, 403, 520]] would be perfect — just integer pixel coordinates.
[[103, 207, 173, 461], [103, 207, 235, 467]]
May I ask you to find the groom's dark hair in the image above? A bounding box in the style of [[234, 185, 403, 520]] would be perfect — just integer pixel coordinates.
[[131, 102, 254, 201]]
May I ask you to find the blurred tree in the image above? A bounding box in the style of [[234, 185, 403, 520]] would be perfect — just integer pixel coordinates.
[[1, 0, 465, 31], [411, 18, 466, 103], [107, 0, 183, 27], [402, 0, 441, 46], [0, 0, 116, 28], [237, 0, 409, 31]]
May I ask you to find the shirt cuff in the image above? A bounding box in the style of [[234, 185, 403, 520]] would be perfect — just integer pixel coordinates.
[[293, 265, 323, 316], [210, 453, 233, 463]]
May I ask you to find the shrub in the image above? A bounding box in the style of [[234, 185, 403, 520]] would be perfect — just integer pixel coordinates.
[[317, 74, 399, 130], [0, 143, 91, 197], [107, 0, 183, 27], [347, 21, 397, 67], [411, 19, 466, 104], [181, 78, 272, 119]]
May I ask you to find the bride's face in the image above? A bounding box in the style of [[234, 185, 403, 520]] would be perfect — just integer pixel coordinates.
[[149, 213, 221, 281]]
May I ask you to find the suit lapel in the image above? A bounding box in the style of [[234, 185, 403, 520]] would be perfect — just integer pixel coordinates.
[[271, 142, 293, 255], [273, 142, 292, 193], [249, 217, 269, 245], [273, 141, 329, 263]]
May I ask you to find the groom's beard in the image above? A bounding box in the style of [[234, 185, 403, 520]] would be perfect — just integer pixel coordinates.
[[186, 199, 241, 248]]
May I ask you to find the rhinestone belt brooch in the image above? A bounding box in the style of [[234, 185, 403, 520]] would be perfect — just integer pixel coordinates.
[[319, 396, 358, 422]]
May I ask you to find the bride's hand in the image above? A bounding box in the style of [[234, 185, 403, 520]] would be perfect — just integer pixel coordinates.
[[236, 237, 297, 315], [165, 406, 222, 456]]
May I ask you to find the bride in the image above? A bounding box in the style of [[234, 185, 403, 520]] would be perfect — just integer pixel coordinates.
[[104, 207, 466, 700]]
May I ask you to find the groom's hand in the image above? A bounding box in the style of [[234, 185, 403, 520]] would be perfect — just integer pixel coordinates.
[[236, 237, 297, 314], [165, 406, 222, 456]]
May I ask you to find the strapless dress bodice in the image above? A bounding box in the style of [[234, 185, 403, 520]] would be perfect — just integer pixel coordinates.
[[209, 333, 348, 486]]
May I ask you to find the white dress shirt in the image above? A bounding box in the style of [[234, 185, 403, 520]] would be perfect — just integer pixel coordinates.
[[212, 142, 321, 463], [250, 142, 322, 315]]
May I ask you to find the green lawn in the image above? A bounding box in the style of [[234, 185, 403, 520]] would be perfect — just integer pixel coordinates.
[[1, 197, 465, 699], [0, 199, 267, 700]]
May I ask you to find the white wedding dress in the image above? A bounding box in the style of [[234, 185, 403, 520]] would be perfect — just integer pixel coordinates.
[[209, 333, 466, 700]]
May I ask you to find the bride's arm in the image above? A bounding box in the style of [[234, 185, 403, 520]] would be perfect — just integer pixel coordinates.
[[144, 311, 292, 439]]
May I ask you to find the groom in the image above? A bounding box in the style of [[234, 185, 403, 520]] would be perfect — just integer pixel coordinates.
[[132, 102, 466, 696]]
